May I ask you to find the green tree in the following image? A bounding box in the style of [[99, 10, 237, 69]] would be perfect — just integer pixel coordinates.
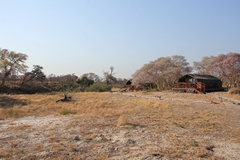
[[76, 76, 94, 91], [81, 73, 101, 82], [0, 48, 28, 86], [21, 65, 46, 87]]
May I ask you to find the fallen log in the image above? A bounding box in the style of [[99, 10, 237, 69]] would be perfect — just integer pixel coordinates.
[[56, 94, 72, 103]]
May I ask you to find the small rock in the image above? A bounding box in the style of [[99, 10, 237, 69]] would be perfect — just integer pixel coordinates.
[[74, 136, 80, 141], [206, 145, 215, 152], [152, 153, 162, 157]]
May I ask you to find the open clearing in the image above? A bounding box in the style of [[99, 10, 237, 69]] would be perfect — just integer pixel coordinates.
[[0, 91, 240, 159]]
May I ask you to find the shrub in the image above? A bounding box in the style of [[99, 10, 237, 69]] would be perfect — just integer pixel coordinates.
[[84, 83, 112, 92], [76, 76, 94, 87], [55, 84, 64, 92], [7, 109, 14, 116], [54, 83, 80, 92]]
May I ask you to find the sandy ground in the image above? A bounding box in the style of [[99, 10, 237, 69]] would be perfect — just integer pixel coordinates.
[[0, 92, 240, 160]]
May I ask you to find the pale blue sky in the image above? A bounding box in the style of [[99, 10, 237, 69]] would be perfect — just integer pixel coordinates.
[[1, 0, 240, 79]]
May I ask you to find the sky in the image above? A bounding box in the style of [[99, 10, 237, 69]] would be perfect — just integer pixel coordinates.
[[0, 0, 240, 79]]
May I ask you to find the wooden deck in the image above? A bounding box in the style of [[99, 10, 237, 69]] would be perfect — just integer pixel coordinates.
[[172, 82, 205, 94]]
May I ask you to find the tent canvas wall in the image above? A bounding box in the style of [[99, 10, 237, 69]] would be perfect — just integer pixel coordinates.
[[178, 74, 223, 92]]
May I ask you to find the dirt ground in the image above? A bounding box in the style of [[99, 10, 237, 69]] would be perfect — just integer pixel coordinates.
[[0, 91, 240, 160]]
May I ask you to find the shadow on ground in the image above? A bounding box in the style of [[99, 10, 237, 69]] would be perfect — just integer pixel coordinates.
[[0, 96, 29, 108]]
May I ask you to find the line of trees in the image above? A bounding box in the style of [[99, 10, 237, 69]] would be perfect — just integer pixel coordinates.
[[132, 53, 240, 90], [0, 48, 46, 88], [1, 47, 240, 93], [0, 48, 126, 93], [193, 52, 240, 88]]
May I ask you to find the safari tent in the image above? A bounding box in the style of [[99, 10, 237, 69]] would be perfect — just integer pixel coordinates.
[[172, 74, 223, 93]]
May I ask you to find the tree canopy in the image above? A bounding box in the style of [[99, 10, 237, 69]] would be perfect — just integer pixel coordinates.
[[194, 52, 240, 87], [21, 65, 46, 87], [81, 72, 101, 82], [76, 76, 94, 88], [1, 47, 240, 92], [132, 55, 192, 90], [0, 48, 28, 86]]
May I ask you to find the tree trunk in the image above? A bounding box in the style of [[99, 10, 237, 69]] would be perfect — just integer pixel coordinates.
[[20, 73, 34, 88], [1, 77, 6, 86], [1, 73, 9, 86]]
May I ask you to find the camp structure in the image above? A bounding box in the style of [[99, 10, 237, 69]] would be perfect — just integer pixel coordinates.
[[172, 74, 223, 94], [125, 79, 132, 86]]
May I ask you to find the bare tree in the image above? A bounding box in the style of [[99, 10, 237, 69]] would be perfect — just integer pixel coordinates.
[[0, 48, 28, 86], [103, 66, 117, 84]]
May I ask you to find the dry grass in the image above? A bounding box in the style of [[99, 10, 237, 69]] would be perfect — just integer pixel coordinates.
[[0, 91, 240, 159], [117, 115, 128, 126]]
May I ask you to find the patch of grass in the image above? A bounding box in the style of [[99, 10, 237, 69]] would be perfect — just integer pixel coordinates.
[[51, 144, 64, 152], [48, 135, 57, 143], [0, 148, 15, 158], [67, 144, 79, 152], [7, 109, 14, 116], [195, 149, 212, 158], [189, 139, 199, 147], [117, 115, 128, 126], [59, 109, 75, 115], [95, 154, 109, 160], [85, 83, 112, 92], [84, 137, 93, 143]]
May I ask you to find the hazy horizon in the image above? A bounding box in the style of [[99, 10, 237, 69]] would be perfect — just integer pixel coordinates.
[[1, 0, 240, 79]]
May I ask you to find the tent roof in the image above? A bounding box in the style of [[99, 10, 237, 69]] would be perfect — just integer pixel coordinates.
[[179, 74, 221, 81]]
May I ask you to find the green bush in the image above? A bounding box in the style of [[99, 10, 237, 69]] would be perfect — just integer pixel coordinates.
[[55, 84, 65, 92], [76, 76, 94, 87], [85, 83, 112, 92], [54, 83, 80, 92]]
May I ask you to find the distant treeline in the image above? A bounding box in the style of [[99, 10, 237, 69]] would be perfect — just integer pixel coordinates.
[[1, 48, 240, 93]]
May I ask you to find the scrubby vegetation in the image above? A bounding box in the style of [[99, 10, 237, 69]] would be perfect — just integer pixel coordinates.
[[59, 109, 76, 115], [84, 83, 112, 92], [1, 48, 240, 94]]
